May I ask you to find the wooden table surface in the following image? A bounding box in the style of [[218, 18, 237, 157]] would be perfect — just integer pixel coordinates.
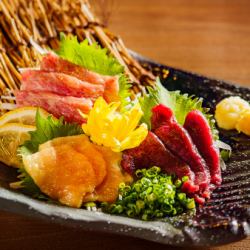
[[1, 0, 250, 249]]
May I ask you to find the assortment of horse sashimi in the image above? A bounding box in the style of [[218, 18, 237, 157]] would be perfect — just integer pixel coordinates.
[[0, 35, 238, 221]]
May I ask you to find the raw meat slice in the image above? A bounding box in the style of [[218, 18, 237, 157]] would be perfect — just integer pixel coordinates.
[[23, 144, 97, 208], [41, 53, 107, 85], [15, 90, 93, 124], [103, 77, 120, 102], [28, 134, 129, 206], [21, 70, 104, 98], [152, 104, 211, 194], [40, 135, 107, 187], [121, 131, 199, 194], [151, 103, 174, 130], [184, 110, 221, 186], [40, 53, 120, 102], [83, 147, 132, 203]]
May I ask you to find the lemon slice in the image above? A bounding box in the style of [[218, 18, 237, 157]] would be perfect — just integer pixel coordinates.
[[0, 107, 49, 126], [0, 123, 35, 168]]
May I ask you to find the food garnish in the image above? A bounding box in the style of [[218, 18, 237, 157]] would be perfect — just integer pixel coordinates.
[[215, 96, 250, 130], [0, 123, 35, 167], [236, 110, 250, 136], [102, 167, 195, 221], [20, 109, 83, 155], [0, 107, 40, 126], [82, 97, 148, 152], [56, 34, 124, 77]]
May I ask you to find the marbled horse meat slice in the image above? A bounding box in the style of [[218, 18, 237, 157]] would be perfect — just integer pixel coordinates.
[[121, 131, 199, 194], [184, 110, 221, 187], [151, 104, 211, 198], [40, 53, 120, 102], [21, 70, 104, 98], [15, 90, 92, 124], [41, 53, 107, 85]]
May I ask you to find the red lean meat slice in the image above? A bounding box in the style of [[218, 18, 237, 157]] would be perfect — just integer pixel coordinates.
[[121, 131, 199, 194], [151, 104, 211, 198], [15, 90, 92, 124], [184, 110, 221, 186], [40, 53, 120, 102], [21, 70, 104, 98]]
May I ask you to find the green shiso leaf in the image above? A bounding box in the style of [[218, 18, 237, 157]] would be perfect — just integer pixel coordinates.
[[20, 109, 83, 155], [13, 168, 46, 199], [102, 166, 195, 220], [118, 74, 132, 111], [17, 109, 83, 195], [139, 78, 218, 139], [56, 33, 132, 110], [139, 84, 159, 129], [57, 33, 124, 76]]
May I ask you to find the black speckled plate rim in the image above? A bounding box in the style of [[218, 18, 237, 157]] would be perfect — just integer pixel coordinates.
[[0, 52, 249, 248]]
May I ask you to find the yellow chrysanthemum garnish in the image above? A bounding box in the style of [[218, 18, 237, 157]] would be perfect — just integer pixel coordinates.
[[82, 97, 148, 152]]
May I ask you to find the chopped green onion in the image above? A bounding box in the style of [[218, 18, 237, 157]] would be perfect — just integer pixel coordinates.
[[102, 167, 196, 220]]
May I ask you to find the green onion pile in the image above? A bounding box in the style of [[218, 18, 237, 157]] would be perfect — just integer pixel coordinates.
[[102, 167, 195, 221]]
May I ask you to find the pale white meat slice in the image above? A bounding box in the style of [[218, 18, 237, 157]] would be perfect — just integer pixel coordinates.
[[23, 144, 97, 208]]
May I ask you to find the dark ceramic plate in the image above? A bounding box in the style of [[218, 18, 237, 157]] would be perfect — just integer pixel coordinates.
[[0, 53, 250, 247]]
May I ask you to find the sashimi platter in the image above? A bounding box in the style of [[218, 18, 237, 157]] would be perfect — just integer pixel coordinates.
[[0, 0, 249, 247]]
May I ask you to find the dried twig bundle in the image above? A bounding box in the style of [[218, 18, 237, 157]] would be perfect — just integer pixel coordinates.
[[0, 0, 155, 114]]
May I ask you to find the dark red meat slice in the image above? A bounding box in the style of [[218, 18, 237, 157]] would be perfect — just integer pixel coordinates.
[[121, 131, 199, 194], [15, 90, 92, 124], [184, 110, 221, 186], [151, 103, 173, 130], [21, 70, 104, 98], [151, 104, 211, 194]]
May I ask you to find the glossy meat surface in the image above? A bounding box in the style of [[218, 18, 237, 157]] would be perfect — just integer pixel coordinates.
[[21, 70, 104, 98], [184, 110, 221, 186], [152, 105, 211, 195], [16, 90, 92, 124]]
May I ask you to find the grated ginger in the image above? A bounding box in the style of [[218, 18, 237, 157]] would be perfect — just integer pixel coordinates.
[[215, 96, 250, 130]]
